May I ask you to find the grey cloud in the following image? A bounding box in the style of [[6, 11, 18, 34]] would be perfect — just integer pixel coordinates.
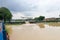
[[1, 0, 60, 12], [0, 0, 60, 18], [1, 0, 37, 12], [0, 0, 2, 7]]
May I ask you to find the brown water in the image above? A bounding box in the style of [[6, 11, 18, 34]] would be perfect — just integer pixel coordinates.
[[10, 24, 60, 40]]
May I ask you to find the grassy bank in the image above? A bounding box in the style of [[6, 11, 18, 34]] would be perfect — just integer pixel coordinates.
[[48, 22, 60, 26], [37, 22, 60, 28], [5, 25, 12, 35]]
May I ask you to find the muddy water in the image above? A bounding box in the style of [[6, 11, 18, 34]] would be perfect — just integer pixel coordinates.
[[10, 24, 60, 40]]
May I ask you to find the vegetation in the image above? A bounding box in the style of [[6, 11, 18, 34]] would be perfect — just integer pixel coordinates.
[[34, 16, 45, 22], [0, 13, 4, 20], [48, 22, 60, 26], [5, 25, 12, 35], [37, 23, 45, 28], [0, 7, 12, 22]]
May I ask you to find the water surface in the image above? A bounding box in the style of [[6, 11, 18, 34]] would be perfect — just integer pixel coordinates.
[[10, 24, 60, 40]]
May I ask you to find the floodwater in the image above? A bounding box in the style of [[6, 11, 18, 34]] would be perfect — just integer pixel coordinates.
[[10, 24, 60, 40]]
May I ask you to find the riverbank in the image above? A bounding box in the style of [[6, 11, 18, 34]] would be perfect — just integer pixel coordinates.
[[47, 22, 60, 26]]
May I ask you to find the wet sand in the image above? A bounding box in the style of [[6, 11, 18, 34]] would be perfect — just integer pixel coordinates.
[[10, 24, 60, 40]]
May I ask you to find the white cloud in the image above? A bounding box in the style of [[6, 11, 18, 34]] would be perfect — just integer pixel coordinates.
[[23, 11, 59, 18], [1, 0, 60, 19], [12, 12, 25, 19], [12, 11, 60, 19]]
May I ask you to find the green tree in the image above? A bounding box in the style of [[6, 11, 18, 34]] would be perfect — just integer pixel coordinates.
[[0, 7, 12, 22], [0, 13, 4, 20], [34, 16, 45, 22], [38, 16, 45, 21]]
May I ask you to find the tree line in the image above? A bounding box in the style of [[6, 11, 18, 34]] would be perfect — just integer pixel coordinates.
[[34, 16, 45, 22]]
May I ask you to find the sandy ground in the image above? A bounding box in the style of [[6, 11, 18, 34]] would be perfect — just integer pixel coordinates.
[[10, 24, 60, 40]]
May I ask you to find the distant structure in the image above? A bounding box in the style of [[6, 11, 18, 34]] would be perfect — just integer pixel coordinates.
[[21, 16, 33, 19]]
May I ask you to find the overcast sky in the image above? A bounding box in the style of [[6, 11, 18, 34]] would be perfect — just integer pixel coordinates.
[[0, 0, 60, 19]]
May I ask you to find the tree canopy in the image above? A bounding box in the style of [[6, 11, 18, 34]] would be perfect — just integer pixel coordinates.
[[34, 16, 45, 22], [0, 7, 12, 22]]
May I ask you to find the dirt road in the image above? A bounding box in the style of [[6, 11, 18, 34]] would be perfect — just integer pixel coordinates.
[[10, 24, 60, 40]]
